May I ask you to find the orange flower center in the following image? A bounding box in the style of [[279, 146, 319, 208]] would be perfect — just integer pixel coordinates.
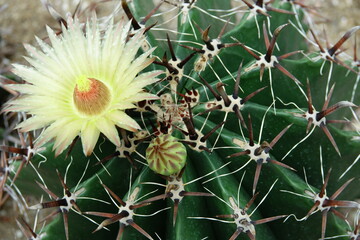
[[73, 77, 111, 116]]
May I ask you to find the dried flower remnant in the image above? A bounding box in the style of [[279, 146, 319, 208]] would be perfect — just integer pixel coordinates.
[[4, 16, 161, 156]]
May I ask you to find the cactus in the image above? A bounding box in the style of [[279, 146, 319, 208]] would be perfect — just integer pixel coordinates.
[[1, 0, 360, 240]]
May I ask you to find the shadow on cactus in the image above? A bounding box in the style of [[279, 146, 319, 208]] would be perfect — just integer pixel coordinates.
[[0, 0, 360, 240]]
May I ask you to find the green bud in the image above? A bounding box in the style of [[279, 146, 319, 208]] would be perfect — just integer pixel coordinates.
[[146, 134, 187, 176]]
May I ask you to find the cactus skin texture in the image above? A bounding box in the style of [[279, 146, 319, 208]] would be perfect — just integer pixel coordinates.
[[2, 1, 360, 240]]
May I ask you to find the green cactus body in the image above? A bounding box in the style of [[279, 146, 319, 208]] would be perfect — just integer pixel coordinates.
[[1, 0, 360, 240]]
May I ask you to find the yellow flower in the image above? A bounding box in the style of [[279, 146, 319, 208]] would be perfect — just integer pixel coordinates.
[[5, 17, 160, 156]]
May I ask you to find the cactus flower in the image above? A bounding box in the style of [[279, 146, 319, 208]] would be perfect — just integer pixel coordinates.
[[5, 17, 160, 156]]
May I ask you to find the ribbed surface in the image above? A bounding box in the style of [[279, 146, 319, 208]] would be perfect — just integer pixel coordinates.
[[146, 134, 187, 176]]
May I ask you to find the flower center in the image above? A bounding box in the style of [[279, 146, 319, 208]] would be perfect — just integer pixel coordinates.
[[73, 76, 111, 116]]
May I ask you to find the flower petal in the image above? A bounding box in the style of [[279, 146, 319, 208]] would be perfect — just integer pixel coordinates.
[[52, 120, 83, 156], [95, 117, 121, 147], [81, 122, 100, 156], [107, 110, 141, 132]]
